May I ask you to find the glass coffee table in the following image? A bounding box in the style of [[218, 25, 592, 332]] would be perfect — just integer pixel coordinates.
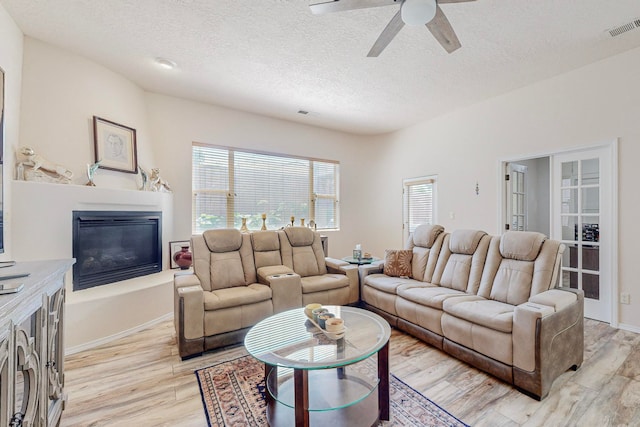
[[245, 306, 391, 427]]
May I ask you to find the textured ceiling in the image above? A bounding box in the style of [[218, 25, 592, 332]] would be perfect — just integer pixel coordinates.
[[3, 0, 640, 134]]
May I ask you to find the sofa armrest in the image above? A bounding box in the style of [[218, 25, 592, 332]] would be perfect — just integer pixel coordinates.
[[175, 283, 204, 341], [358, 262, 384, 287], [262, 272, 302, 313], [174, 271, 201, 289], [326, 258, 359, 304], [513, 287, 584, 399]]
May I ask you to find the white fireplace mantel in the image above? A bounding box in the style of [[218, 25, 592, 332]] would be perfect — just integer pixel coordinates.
[[11, 180, 176, 352]]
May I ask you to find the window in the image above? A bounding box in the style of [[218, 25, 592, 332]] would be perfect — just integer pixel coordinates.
[[403, 176, 437, 241], [192, 143, 339, 232]]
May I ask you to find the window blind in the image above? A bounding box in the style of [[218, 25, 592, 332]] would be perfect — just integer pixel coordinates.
[[404, 177, 436, 235], [192, 144, 339, 232]]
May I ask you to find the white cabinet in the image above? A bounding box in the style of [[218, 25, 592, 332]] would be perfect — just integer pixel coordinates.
[[0, 260, 73, 427]]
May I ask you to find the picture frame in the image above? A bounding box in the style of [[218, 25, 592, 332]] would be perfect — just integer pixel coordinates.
[[93, 116, 138, 174], [169, 240, 191, 269]]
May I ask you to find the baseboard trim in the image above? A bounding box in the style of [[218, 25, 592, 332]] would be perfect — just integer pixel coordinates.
[[65, 312, 174, 355], [617, 323, 640, 334]]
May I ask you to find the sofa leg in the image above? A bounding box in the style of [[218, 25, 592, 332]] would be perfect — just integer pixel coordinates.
[[571, 363, 581, 371]]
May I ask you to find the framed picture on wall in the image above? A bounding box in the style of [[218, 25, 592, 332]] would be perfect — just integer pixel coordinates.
[[93, 116, 138, 173], [169, 240, 191, 269]]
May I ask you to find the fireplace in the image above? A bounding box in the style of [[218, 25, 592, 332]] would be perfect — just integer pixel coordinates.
[[72, 211, 162, 291]]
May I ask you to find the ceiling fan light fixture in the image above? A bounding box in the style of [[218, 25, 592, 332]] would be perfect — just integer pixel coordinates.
[[401, 0, 437, 26]]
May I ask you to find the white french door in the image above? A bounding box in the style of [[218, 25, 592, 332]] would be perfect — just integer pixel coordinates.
[[552, 146, 614, 322]]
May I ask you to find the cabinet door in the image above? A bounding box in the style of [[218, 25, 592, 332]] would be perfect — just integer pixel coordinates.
[[0, 323, 12, 427], [14, 313, 42, 427], [45, 288, 65, 426]]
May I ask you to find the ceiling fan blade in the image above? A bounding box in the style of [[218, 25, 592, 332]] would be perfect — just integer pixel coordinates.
[[367, 10, 404, 57], [310, 0, 398, 15], [425, 5, 461, 53], [437, 0, 476, 3]]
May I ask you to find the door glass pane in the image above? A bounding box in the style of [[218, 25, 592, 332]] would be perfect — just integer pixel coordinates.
[[562, 161, 578, 186], [565, 243, 578, 268], [568, 271, 578, 289], [517, 172, 524, 193], [582, 187, 599, 214], [561, 216, 578, 241], [581, 216, 599, 242], [581, 158, 599, 185], [561, 189, 578, 213], [518, 194, 524, 215], [582, 245, 599, 271], [582, 273, 600, 299]]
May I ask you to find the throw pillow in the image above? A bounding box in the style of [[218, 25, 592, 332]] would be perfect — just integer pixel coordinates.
[[384, 249, 413, 278]]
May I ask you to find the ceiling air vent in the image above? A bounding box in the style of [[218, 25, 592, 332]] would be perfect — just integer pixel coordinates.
[[608, 18, 640, 37]]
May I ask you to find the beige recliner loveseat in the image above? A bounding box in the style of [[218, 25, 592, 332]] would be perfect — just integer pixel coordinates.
[[360, 225, 584, 400], [174, 227, 358, 359]]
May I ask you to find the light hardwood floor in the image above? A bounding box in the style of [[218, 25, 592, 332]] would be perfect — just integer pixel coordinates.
[[61, 318, 640, 427]]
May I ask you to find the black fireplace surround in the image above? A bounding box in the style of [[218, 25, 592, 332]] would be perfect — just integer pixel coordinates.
[[72, 211, 162, 291]]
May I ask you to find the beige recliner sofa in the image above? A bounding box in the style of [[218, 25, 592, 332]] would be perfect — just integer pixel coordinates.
[[174, 227, 358, 359], [361, 225, 584, 400]]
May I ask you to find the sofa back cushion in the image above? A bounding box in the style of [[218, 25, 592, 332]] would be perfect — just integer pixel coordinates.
[[478, 231, 562, 305], [192, 229, 257, 291], [405, 224, 445, 282], [279, 227, 328, 277], [433, 230, 490, 293], [251, 231, 282, 269]]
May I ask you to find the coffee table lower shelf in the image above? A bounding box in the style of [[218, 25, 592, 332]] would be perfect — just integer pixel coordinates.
[[266, 368, 381, 427]]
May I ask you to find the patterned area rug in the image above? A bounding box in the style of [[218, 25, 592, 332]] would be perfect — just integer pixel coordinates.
[[196, 355, 468, 427]]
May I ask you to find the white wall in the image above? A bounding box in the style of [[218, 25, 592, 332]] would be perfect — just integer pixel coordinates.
[[364, 46, 640, 330], [146, 93, 374, 256], [18, 38, 156, 189], [0, 5, 24, 260]]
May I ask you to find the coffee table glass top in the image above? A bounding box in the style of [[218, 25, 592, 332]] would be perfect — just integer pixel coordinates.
[[245, 306, 391, 370]]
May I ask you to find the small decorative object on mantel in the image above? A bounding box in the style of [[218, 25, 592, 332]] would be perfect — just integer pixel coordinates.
[[138, 166, 149, 190], [16, 146, 73, 184], [93, 116, 138, 174], [308, 219, 317, 230], [261, 213, 267, 230], [300, 218, 305, 227], [240, 217, 249, 233], [290, 216, 295, 227], [170, 240, 192, 269], [86, 161, 101, 186], [149, 168, 172, 192]]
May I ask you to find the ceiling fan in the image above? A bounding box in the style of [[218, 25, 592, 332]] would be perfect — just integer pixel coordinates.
[[309, 0, 476, 57]]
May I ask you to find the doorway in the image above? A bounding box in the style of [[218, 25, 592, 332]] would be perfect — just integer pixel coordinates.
[[502, 142, 617, 323]]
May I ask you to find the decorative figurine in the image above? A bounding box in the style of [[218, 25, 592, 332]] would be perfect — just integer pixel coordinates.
[[149, 168, 172, 192], [86, 161, 101, 186], [16, 146, 73, 184]]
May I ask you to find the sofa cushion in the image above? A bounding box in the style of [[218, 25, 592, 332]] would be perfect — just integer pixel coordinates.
[[449, 229, 486, 255], [364, 274, 424, 295], [443, 297, 515, 333], [292, 246, 322, 277], [252, 231, 282, 269], [203, 284, 272, 310], [284, 227, 315, 247], [384, 249, 413, 277], [397, 284, 467, 310], [301, 274, 349, 294], [439, 253, 473, 291], [203, 229, 243, 253], [500, 231, 545, 261], [210, 251, 246, 290], [490, 259, 535, 306], [412, 224, 445, 248]]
